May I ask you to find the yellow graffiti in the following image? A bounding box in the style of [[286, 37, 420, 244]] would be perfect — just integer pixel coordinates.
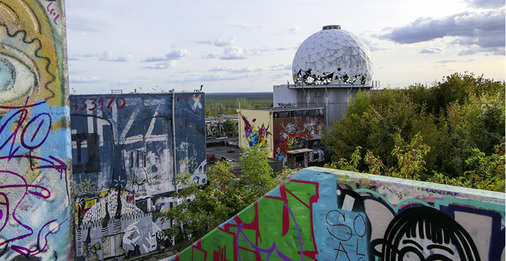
[[0, 0, 65, 108], [74, 178, 98, 194]]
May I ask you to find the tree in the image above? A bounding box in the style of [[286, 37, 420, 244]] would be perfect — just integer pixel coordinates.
[[235, 98, 252, 109], [223, 118, 237, 137], [322, 72, 505, 189], [205, 104, 214, 115], [162, 145, 287, 251]]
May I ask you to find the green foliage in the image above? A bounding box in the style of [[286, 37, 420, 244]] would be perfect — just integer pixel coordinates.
[[205, 104, 214, 116], [223, 118, 237, 137], [205, 93, 272, 115], [239, 146, 278, 201], [325, 146, 361, 172], [161, 145, 286, 251], [323, 72, 505, 191], [427, 140, 505, 191], [388, 133, 430, 180], [235, 98, 252, 109]]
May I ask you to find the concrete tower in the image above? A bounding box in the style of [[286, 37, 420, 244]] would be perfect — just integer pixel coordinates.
[[274, 25, 376, 126]]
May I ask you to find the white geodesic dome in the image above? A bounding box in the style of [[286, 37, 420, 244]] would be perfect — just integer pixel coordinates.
[[292, 25, 373, 85]]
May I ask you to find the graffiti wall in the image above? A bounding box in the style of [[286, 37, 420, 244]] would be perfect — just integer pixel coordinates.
[[238, 110, 272, 150], [238, 108, 325, 166], [70, 93, 206, 260], [272, 108, 325, 165], [171, 167, 505, 261], [0, 0, 72, 260]]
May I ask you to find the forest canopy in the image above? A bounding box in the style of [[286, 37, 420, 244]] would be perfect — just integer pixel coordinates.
[[322, 73, 505, 192]]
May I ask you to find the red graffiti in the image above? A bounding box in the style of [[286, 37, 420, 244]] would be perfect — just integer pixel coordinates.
[[72, 96, 126, 111]]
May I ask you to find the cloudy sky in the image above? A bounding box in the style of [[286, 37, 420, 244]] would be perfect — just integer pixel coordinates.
[[65, 0, 505, 94]]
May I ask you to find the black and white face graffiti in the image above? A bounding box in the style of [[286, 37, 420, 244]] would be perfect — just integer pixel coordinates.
[[371, 206, 480, 261]]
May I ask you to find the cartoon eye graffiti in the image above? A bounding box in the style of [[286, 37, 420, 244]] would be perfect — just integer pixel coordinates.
[[0, 0, 62, 107], [0, 52, 39, 103]]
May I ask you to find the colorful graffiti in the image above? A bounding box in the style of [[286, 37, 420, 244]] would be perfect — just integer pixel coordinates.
[[272, 109, 325, 165], [71, 93, 206, 260], [171, 167, 505, 261], [0, 0, 72, 260], [240, 113, 271, 148]]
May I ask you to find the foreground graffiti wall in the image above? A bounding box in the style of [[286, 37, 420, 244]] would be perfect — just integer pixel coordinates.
[[0, 0, 72, 260], [172, 167, 505, 261], [70, 93, 205, 260]]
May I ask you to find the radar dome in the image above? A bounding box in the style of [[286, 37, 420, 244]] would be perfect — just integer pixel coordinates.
[[292, 25, 372, 85]]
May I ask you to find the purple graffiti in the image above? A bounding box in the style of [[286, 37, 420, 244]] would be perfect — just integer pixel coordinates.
[[0, 170, 67, 256], [46, 2, 60, 25], [0, 97, 66, 172], [0, 97, 69, 257], [0, 98, 68, 193]]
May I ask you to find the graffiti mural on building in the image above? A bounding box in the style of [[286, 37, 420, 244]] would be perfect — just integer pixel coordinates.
[[71, 93, 206, 260], [0, 0, 72, 260], [171, 167, 505, 261], [272, 108, 325, 164], [240, 113, 271, 147]]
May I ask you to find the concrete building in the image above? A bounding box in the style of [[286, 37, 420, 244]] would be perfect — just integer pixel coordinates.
[[238, 107, 325, 168], [274, 25, 377, 127], [70, 92, 206, 260]]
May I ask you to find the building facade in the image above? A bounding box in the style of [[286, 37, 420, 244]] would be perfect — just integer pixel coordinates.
[[238, 107, 325, 167], [274, 25, 376, 126], [70, 92, 206, 260]]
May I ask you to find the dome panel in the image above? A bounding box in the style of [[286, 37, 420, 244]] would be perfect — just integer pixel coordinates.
[[292, 25, 373, 85]]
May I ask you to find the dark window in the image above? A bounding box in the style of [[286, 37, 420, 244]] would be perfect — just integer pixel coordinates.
[[136, 150, 140, 167], [71, 133, 100, 173]]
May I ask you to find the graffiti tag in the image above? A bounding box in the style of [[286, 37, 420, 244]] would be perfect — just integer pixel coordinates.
[[46, 2, 60, 25], [71, 96, 126, 111]]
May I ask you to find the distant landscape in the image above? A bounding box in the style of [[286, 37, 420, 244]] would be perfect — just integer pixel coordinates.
[[205, 92, 273, 115]]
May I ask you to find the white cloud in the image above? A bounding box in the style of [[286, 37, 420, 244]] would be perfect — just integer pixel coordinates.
[[382, 10, 505, 55], [71, 76, 101, 84], [112, 78, 153, 86], [100, 50, 133, 62], [221, 22, 262, 31], [143, 49, 191, 62], [434, 58, 475, 63], [207, 66, 261, 73], [202, 53, 220, 59], [288, 26, 301, 33], [420, 48, 442, 54], [196, 37, 237, 47], [141, 62, 177, 70], [203, 46, 267, 60], [466, 0, 505, 9], [220, 46, 247, 60]]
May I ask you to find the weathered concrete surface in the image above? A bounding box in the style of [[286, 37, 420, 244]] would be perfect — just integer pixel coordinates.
[[172, 167, 505, 261], [0, 0, 73, 260], [70, 93, 206, 260]]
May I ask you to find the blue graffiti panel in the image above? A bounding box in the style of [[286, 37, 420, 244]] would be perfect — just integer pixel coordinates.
[[70, 93, 206, 260]]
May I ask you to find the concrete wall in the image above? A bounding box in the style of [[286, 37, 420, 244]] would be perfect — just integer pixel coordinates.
[[0, 0, 73, 260], [171, 167, 505, 261], [273, 84, 371, 126], [70, 93, 206, 260], [273, 85, 297, 107]]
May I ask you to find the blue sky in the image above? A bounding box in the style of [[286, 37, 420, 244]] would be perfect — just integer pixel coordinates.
[[65, 0, 505, 93]]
